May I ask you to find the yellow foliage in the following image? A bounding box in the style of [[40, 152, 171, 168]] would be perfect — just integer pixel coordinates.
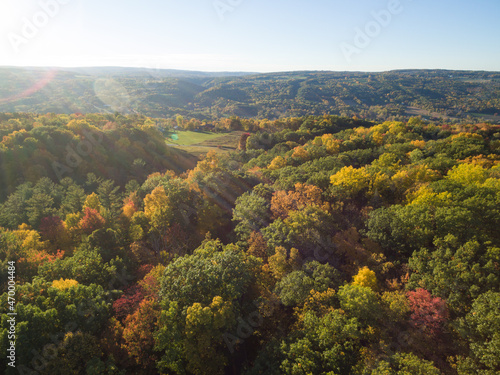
[[451, 132, 483, 140], [52, 278, 79, 290], [17, 223, 31, 231], [122, 202, 137, 219], [312, 134, 341, 154], [382, 291, 410, 321], [66, 119, 92, 132], [268, 155, 287, 170], [352, 266, 378, 291], [188, 151, 219, 180], [354, 126, 371, 136], [268, 247, 302, 279], [387, 121, 406, 136], [371, 153, 401, 172], [411, 139, 426, 149], [270, 183, 327, 220], [14, 226, 46, 252], [446, 163, 488, 186], [372, 131, 385, 145], [292, 146, 310, 161], [330, 166, 371, 196], [144, 186, 172, 230], [83, 193, 101, 211], [463, 154, 500, 168], [371, 172, 392, 196], [186, 296, 234, 333], [64, 212, 82, 231], [301, 288, 337, 316], [322, 134, 341, 154], [391, 165, 439, 197], [408, 186, 452, 207]]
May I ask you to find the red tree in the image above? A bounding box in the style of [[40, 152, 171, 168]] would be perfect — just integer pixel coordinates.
[[407, 288, 448, 335], [39, 216, 64, 241], [113, 284, 145, 321], [79, 207, 105, 235]]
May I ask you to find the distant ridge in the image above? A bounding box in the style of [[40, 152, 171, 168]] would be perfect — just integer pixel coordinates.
[[0, 66, 499, 122], [0, 65, 256, 78]]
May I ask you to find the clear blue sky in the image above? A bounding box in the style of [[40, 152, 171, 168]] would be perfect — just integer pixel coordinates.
[[1, 0, 499, 72]]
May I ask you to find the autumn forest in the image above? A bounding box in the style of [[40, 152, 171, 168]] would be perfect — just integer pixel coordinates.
[[1, 69, 500, 375]]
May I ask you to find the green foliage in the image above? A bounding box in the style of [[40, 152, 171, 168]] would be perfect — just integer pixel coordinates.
[[372, 352, 442, 375], [280, 310, 362, 374], [408, 236, 500, 316], [456, 291, 500, 373], [275, 261, 342, 307], [233, 192, 271, 240], [160, 240, 260, 308], [337, 284, 381, 326], [37, 247, 128, 288], [0, 281, 113, 370]]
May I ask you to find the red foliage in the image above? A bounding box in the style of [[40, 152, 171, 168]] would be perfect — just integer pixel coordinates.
[[139, 269, 162, 301], [17, 250, 64, 282], [407, 288, 448, 335], [39, 216, 65, 242], [113, 284, 145, 321], [136, 264, 154, 279], [79, 207, 105, 235], [122, 299, 161, 369]]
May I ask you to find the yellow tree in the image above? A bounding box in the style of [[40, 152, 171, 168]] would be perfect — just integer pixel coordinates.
[[268, 155, 287, 170], [184, 296, 235, 375], [52, 279, 79, 290], [83, 192, 102, 211], [330, 166, 371, 197], [292, 146, 310, 162], [352, 266, 378, 291], [268, 247, 302, 280], [144, 186, 172, 232]]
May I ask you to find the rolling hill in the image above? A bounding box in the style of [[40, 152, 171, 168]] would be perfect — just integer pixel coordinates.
[[0, 67, 499, 123]]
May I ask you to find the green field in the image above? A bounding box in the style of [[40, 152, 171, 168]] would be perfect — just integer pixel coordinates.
[[166, 131, 244, 158], [166, 131, 226, 146]]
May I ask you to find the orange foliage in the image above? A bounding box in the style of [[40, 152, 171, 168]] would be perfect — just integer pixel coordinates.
[[79, 207, 106, 235], [247, 231, 269, 261], [17, 249, 64, 282], [332, 227, 383, 276], [122, 299, 161, 369], [291, 146, 310, 161], [270, 183, 327, 220]]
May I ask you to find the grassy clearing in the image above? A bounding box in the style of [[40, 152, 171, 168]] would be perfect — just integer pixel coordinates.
[[166, 131, 245, 158], [166, 131, 225, 146]]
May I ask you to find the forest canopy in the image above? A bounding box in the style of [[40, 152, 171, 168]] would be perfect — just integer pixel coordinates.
[[1, 112, 499, 374]]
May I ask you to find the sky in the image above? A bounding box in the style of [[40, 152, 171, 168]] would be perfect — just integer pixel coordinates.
[[0, 0, 499, 73]]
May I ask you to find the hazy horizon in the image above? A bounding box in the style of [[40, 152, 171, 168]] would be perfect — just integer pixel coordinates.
[[1, 65, 499, 75]]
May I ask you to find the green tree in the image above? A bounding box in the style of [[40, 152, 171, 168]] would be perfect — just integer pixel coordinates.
[[372, 352, 442, 375], [337, 284, 381, 326], [456, 291, 500, 373], [280, 310, 362, 374]]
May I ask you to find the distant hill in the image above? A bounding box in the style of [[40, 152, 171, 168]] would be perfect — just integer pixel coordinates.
[[0, 66, 499, 122]]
